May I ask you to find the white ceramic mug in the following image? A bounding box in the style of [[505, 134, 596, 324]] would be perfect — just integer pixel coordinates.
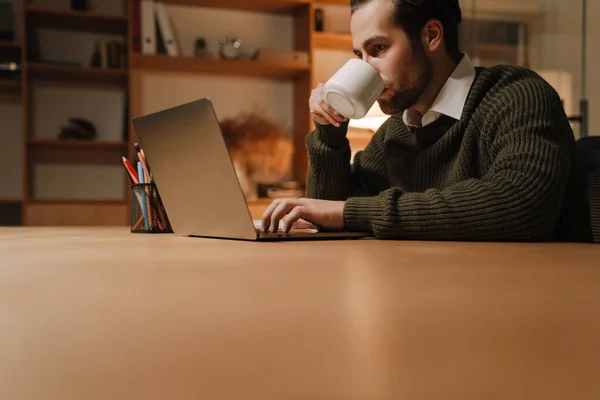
[[324, 59, 385, 119]]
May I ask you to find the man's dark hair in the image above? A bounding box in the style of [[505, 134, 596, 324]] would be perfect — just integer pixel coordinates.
[[351, 0, 462, 61]]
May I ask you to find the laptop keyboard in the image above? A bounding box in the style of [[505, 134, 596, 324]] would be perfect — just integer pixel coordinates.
[[256, 228, 318, 237]]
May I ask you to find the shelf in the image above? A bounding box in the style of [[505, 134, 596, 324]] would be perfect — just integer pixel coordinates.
[[314, 0, 348, 4], [25, 5, 128, 35], [25, 200, 128, 226], [465, 44, 521, 53], [131, 54, 311, 81], [27, 199, 127, 206], [0, 198, 22, 204], [313, 32, 353, 52], [27, 63, 128, 86], [461, 0, 541, 16], [163, 0, 310, 14], [0, 40, 21, 49], [465, 43, 524, 64], [28, 139, 129, 165], [0, 80, 22, 93]]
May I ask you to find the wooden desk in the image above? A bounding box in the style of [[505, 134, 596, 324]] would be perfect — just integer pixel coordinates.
[[1, 228, 599, 399]]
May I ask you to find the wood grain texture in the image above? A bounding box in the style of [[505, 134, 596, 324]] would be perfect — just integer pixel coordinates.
[[162, 0, 311, 14], [27, 139, 128, 166], [24, 203, 128, 226], [0, 40, 21, 48], [25, 5, 128, 35], [314, 32, 354, 51], [27, 63, 129, 86], [0, 80, 22, 93], [130, 54, 310, 81], [0, 227, 599, 399]]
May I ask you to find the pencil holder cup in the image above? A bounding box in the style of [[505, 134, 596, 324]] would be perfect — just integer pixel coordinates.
[[130, 183, 173, 233]]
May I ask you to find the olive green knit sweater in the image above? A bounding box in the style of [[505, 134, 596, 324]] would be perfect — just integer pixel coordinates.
[[306, 65, 592, 242]]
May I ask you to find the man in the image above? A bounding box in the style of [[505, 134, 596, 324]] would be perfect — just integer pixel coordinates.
[[262, 0, 592, 242]]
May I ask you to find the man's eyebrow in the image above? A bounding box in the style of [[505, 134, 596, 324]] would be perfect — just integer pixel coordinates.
[[353, 35, 387, 53]]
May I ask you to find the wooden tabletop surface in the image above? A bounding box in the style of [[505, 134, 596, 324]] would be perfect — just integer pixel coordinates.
[[1, 228, 599, 399]]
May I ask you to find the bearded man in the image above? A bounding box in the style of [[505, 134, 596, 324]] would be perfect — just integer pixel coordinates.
[[262, 0, 592, 243]]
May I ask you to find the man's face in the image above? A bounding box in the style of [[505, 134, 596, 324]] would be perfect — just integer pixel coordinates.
[[351, 0, 432, 114]]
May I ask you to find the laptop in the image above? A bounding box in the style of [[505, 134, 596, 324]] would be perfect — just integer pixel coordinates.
[[132, 98, 372, 241]]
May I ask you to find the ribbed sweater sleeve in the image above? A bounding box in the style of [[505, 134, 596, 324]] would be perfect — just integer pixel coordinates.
[[343, 77, 571, 241], [306, 120, 390, 200]]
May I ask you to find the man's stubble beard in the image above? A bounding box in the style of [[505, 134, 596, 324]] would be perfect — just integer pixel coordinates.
[[377, 44, 433, 115]]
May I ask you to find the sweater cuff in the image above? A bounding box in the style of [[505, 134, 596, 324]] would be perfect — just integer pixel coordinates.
[[343, 196, 385, 233], [316, 121, 349, 148]]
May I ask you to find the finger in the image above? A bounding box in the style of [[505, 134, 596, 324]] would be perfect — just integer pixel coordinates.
[[321, 100, 347, 123], [317, 98, 347, 123], [310, 112, 331, 126], [313, 102, 340, 127], [271, 200, 298, 233], [292, 218, 317, 230], [261, 199, 281, 232], [309, 98, 332, 126], [284, 206, 308, 233]]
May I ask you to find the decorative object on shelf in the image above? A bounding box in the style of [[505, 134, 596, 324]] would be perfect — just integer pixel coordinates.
[[315, 8, 324, 32], [255, 48, 309, 64], [220, 110, 294, 200], [90, 40, 126, 68], [0, 2, 14, 40], [194, 38, 210, 58], [249, 48, 261, 60], [70, 0, 90, 11], [58, 118, 97, 141], [90, 40, 106, 67], [0, 61, 21, 81], [219, 37, 242, 60]]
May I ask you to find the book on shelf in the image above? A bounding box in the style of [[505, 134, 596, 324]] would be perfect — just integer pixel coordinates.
[[90, 40, 127, 69], [155, 1, 179, 56], [136, 0, 180, 56]]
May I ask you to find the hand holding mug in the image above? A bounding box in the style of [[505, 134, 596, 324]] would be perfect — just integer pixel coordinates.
[[309, 83, 349, 127]]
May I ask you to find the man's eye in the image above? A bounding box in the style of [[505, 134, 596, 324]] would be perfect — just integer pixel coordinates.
[[373, 45, 386, 54]]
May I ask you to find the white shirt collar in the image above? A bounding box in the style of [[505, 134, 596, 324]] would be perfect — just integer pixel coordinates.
[[403, 54, 476, 128]]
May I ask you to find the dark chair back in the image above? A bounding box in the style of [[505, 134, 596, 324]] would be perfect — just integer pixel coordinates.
[[577, 136, 600, 243]]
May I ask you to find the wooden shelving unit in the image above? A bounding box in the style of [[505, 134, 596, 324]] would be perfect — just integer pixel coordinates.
[[313, 32, 353, 51], [314, 0, 347, 4], [24, 199, 129, 226], [0, 40, 22, 49], [27, 199, 128, 205], [27, 63, 129, 86], [129, 0, 314, 189], [464, 43, 527, 65], [0, 80, 22, 93], [28, 139, 129, 165], [162, 0, 311, 14], [4, 2, 132, 227], [3, 0, 315, 227], [25, 6, 128, 35], [131, 54, 310, 80]]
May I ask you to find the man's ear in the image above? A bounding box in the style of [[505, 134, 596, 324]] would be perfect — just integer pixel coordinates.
[[421, 19, 443, 53]]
